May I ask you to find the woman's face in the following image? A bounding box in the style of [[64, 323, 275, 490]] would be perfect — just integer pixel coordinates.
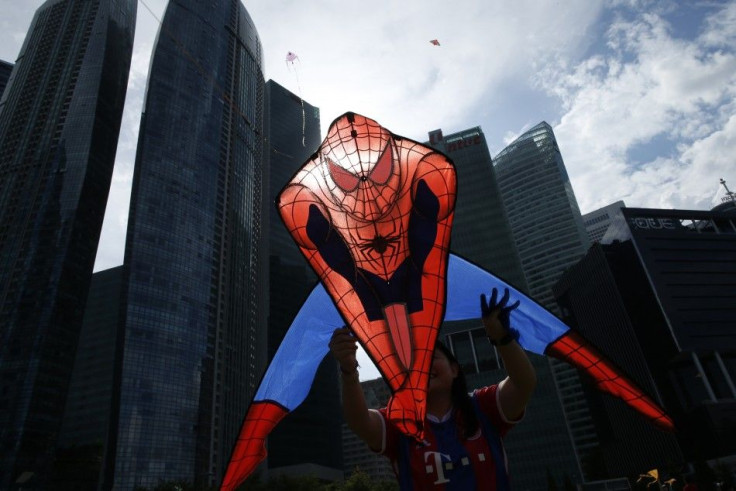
[[428, 348, 459, 396]]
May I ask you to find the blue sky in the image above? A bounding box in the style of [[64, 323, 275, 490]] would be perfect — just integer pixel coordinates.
[[1, 1, 734, 379]]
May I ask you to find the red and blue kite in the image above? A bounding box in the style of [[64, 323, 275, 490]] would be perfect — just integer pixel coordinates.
[[220, 112, 673, 490]]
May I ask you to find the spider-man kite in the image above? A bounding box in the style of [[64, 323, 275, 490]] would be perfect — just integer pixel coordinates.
[[220, 112, 674, 490]]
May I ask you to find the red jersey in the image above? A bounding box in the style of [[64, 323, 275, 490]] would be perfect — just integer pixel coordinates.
[[376, 385, 516, 490]]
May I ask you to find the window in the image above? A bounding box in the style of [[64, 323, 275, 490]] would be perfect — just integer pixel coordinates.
[[448, 328, 500, 374]]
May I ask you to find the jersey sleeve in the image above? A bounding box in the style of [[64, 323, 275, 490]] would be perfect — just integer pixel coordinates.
[[375, 407, 400, 460], [473, 384, 522, 438]]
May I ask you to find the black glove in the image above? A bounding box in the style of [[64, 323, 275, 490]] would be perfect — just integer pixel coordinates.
[[480, 287, 520, 345]]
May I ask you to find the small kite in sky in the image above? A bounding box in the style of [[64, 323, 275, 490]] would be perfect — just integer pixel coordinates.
[[430, 39, 440, 46], [285, 51, 299, 66], [220, 112, 674, 491]]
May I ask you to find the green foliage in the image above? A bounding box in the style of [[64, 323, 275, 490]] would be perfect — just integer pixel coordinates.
[[133, 480, 216, 491], [136, 469, 397, 491], [236, 469, 397, 491]]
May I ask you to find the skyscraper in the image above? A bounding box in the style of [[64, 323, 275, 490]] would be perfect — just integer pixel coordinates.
[[342, 378, 394, 482], [493, 122, 591, 311], [265, 81, 343, 480], [55, 266, 124, 488], [583, 201, 626, 244], [427, 127, 527, 290], [554, 206, 736, 476], [427, 126, 581, 489], [494, 122, 596, 481], [0, 59, 13, 97], [553, 240, 684, 479], [104, 1, 265, 488], [0, 0, 135, 486]]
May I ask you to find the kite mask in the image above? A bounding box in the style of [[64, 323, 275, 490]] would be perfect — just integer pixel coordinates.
[[321, 116, 401, 221]]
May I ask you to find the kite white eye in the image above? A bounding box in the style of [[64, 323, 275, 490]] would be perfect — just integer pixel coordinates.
[[369, 145, 392, 185], [328, 158, 360, 192]]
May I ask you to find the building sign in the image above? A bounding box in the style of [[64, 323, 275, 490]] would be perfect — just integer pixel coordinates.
[[628, 217, 677, 230], [445, 134, 481, 152]]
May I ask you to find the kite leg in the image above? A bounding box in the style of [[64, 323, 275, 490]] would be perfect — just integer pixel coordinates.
[[220, 402, 288, 491], [220, 285, 343, 490], [546, 331, 675, 431]]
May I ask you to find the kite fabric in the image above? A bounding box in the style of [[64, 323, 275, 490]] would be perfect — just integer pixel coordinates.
[[220, 113, 674, 491], [277, 112, 457, 441], [285, 51, 299, 64], [430, 39, 441, 46]]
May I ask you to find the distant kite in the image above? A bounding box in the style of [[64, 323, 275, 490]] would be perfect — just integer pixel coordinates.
[[430, 39, 440, 46], [285, 51, 299, 66], [220, 112, 675, 491]]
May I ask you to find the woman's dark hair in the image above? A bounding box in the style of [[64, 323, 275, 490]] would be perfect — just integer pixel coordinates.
[[434, 340, 479, 439]]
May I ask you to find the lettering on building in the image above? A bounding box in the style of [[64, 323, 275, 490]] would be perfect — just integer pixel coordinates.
[[445, 134, 481, 152], [628, 217, 676, 230]]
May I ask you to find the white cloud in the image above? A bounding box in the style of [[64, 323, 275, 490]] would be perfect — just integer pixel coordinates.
[[248, 0, 603, 140], [699, 1, 736, 48], [535, 4, 736, 213]]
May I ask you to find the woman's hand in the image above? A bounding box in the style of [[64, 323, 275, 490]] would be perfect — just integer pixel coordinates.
[[329, 327, 358, 374], [480, 287, 520, 344]]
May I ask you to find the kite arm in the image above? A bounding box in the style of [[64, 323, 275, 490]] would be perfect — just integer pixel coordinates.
[[278, 184, 329, 250], [412, 153, 456, 221]]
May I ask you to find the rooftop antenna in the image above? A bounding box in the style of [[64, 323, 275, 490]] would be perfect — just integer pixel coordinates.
[[719, 178, 736, 203]]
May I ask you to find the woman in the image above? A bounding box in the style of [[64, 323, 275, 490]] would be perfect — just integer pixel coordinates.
[[329, 288, 536, 490]]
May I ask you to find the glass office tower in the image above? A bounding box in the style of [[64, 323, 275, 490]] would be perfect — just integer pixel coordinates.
[[0, 0, 135, 487], [494, 122, 597, 481], [0, 60, 13, 97], [265, 81, 344, 480], [493, 122, 590, 311], [427, 127, 527, 291], [105, 1, 265, 488], [55, 266, 124, 488]]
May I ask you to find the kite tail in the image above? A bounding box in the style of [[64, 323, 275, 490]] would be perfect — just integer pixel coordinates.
[[290, 65, 306, 147], [545, 331, 675, 432], [220, 401, 289, 490]]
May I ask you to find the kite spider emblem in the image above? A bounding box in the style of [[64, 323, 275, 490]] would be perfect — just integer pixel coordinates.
[[220, 112, 675, 491], [360, 232, 401, 255]]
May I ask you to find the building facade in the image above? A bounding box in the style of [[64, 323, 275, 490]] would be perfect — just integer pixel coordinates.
[[0, 0, 135, 486], [554, 207, 736, 477], [104, 1, 266, 488], [427, 127, 527, 291], [493, 122, 597, 482], [342, 378, 395, 482], [493, 122, 591, 311], [264, 80, 343, 480], [583, 200, 626, 244], [55, 266, 124, 488], [0, 59, 13, 98]]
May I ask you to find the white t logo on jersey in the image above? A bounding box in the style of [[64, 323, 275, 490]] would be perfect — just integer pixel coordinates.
[[424, 451, 451, 484]]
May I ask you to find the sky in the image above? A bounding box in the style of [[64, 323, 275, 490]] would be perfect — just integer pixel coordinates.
[[1, 0, 735, 379]]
